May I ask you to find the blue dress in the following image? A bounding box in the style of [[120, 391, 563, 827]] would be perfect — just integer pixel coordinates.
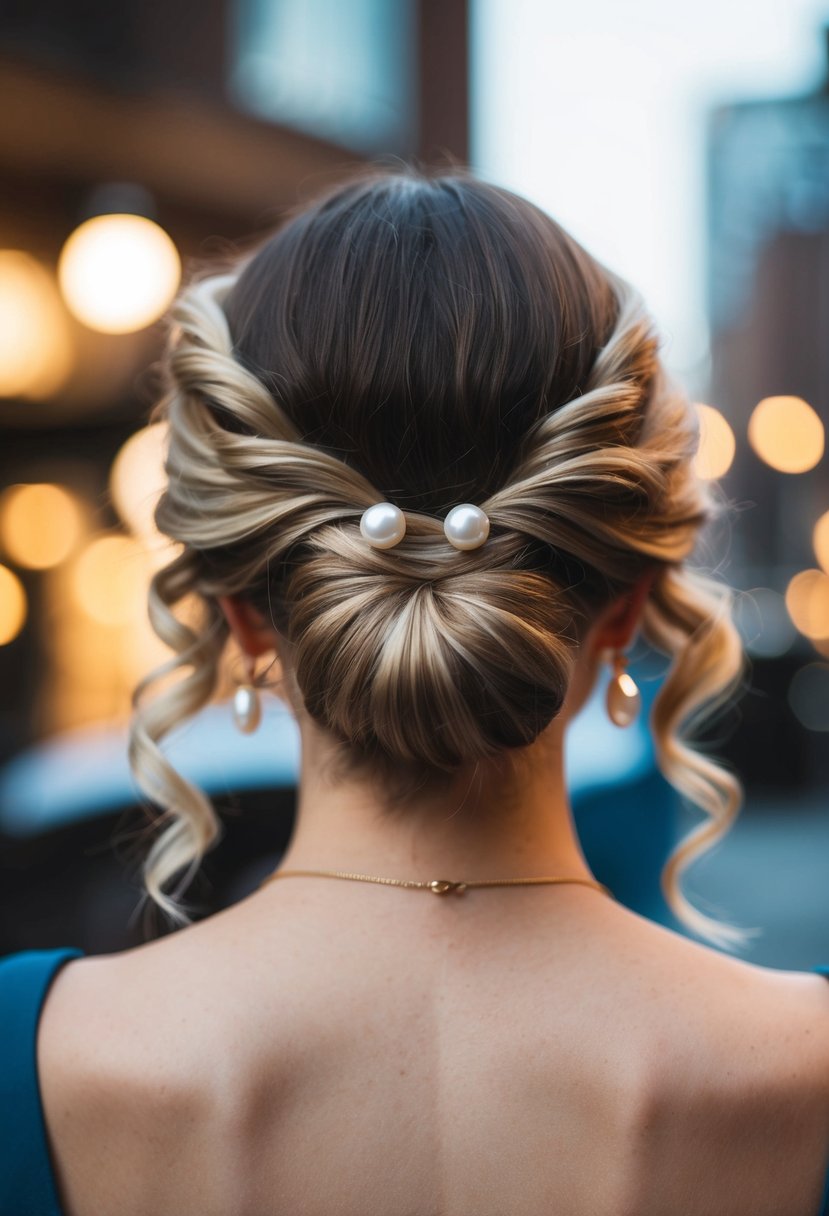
[[1, 948, 828, 1216]]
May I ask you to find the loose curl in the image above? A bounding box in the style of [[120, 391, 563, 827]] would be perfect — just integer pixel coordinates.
[[128, 167, 748, 951]]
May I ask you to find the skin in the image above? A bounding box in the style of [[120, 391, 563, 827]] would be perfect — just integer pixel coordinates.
[[34, 579, 829, 1216], [215, 579, 654, 894]]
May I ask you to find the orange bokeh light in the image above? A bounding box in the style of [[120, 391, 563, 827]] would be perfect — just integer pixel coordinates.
[[814, 510, 829, 576], [0, 482, 83, 569], [785, 568, 829, 640], [0, 562, 27, 645], [694, 403, 736, 480], [748, 396, 824, 474]]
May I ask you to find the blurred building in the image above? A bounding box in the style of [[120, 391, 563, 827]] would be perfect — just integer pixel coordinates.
[[0, 0, 469, 765], [0, 0, 475, 952], [706, 29, 829, 789]]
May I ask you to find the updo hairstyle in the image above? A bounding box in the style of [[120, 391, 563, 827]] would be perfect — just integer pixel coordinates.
[[128, 167, 747, 950]]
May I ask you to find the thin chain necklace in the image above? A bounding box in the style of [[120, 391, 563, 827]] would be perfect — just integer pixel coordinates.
[[259, 868, 614, 899]]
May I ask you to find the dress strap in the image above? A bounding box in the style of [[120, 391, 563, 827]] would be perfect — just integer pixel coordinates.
[[0, 947, 85, 1216], [811, 966, 829, 1216]]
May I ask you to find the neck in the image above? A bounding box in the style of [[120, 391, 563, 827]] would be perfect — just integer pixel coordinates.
[[272, 713, 596, 887]]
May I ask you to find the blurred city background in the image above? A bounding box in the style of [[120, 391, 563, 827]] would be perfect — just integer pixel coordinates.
[[0, 0, 827, 967]]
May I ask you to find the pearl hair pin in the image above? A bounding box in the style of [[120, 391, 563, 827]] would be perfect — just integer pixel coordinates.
[[359, 502, 491, 551], [443, 503, 490, 550], [360, 502, 407, 549]]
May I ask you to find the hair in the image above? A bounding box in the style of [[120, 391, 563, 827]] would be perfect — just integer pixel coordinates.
[[127, 164, 751, 951]]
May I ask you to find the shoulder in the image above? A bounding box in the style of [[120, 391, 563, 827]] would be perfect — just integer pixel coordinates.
[[0, 946, 85, 1015], [608, 909, 829, 1213], [36, 944, 211, 1216], [613, 904, 829, 1099], [37, 935, 212, 1109]]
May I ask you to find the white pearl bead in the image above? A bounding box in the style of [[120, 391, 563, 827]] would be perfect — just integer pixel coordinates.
[[233, 684, 262, 734], [606, 670, 641, 728], [360, 502, 406, 549], [443, 503, 490, 550]]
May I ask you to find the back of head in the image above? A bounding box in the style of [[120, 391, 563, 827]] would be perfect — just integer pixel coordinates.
[[130, 165, 746, 950]]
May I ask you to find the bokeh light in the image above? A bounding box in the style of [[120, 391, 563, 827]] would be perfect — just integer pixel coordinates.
[[0, 250, 73, 399], [58, 214, 181, 334], [814, 510, 829, 576], [785, 569, 829, 640], [0, 483, 83, 569], [734, 587, 796, 658], [694, 403, 736, 480], [0, 563, 27, 645], [788, 663, 829, 732], [747, 395, 824, 474], [109, 422, 169, 544], [70, 534, 151, 626]]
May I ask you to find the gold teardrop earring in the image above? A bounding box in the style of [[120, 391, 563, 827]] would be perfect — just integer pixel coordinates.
[[232, 654, 262, 735], [605, 651, 641, 728]]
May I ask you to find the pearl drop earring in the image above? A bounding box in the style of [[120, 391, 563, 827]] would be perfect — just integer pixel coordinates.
[[232, 655, 262, 734], [606, 651, 641, 728]]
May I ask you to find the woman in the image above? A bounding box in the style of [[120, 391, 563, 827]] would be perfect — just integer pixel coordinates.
[[2, 167, 828, 1215]]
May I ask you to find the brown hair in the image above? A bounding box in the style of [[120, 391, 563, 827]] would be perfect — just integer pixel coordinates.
[[129, 165, 748, 949]]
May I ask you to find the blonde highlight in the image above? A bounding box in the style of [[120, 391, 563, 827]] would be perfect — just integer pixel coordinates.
[[126, 167, 750, 948]]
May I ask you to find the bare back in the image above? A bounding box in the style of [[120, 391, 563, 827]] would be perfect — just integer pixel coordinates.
[[37, 885, 829, 1216]]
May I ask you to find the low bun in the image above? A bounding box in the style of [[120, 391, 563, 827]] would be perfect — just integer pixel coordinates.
[[286, 526, 576, 770]]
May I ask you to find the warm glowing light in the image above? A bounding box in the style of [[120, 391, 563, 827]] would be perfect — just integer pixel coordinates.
[[694, 403, 736, 480], [58, 214, 181, 334], [617, 673, 638, 698], [747, 396, 824, 473], [814, 510, 829, 576], [0, 483, 83, 569], [785, 569, 829, 640], [0, 250, 73, 398], [110, 422, 169, 542], [70, 534, 150, 626], [0, 563, 27, 645]]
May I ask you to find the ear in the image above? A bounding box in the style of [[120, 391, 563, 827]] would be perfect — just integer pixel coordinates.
[[590, 569, 656, 655], [217, 594, 278, 659]]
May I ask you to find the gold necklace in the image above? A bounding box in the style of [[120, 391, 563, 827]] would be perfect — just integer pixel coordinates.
[[259, 868, 614, 899]]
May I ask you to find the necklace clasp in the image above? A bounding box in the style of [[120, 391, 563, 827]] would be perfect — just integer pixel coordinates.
[[428, 879, 468, 895]]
